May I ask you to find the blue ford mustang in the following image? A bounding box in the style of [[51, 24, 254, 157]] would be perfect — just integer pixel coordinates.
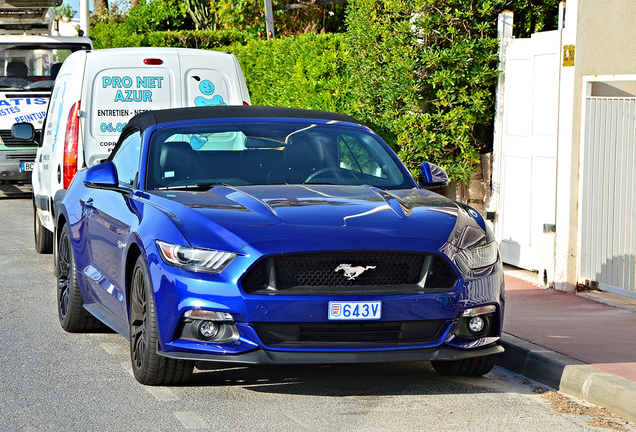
[[55, 106, 504, 385]]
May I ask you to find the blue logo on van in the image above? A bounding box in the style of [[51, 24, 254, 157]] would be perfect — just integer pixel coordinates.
[[192, 76, 226, 107]]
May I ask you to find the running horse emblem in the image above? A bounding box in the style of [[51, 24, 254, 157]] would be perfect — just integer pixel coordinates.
[[334, 264, 376, 280]]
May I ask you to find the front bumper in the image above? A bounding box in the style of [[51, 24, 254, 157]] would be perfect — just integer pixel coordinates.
[[0, 147, 36, 181], [146, 236, 505, 364], [159, 343, 504, 364]]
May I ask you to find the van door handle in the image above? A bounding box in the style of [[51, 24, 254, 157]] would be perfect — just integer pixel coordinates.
[[85, 198, 94, 206]]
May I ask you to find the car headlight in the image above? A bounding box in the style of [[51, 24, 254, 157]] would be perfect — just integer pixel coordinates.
[[457, 241, 499, 270], [156, 240, 236, 273]]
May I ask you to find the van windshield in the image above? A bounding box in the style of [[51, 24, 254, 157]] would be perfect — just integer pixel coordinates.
[[0, 42, 91, 90]]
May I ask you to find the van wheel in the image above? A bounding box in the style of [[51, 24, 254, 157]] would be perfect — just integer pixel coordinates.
[[34, 201, 53, 254]]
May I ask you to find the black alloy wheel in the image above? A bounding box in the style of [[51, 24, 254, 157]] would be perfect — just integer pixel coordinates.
[[129, 255, 193, 385]]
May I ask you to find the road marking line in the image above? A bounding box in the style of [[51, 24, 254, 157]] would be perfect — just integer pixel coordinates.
[[100, 342, 127, 355], [148, 387, 178, 401], [174, 412, 209, 429], [121, 361, 134, 377]]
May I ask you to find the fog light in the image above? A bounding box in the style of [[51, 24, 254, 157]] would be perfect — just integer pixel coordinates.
[[468, 316, 485, 334], [198, 320, 219, 339]]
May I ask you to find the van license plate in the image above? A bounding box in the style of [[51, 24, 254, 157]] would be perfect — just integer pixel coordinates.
[[20, 162, 34, 172], [328, 301, 381, 320]]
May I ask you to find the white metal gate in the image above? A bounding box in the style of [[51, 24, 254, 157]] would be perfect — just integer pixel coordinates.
[[579, 76, 636, 298], [495, 30, 561, 276]]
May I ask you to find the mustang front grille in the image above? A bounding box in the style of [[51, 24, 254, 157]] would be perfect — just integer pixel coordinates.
[[255, 320, 446, 346], [241, 251, 457, 295]]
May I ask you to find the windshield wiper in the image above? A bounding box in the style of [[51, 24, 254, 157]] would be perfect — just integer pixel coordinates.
[[156, 182, 230, 191]]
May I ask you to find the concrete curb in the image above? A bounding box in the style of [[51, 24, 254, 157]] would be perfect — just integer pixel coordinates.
[[497, 333, 636, 423]]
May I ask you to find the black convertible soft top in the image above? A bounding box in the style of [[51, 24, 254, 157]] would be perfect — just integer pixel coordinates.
[[125, 105, 362, 133]]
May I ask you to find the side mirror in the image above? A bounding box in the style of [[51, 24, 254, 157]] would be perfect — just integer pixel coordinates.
[[418, 162, 449, 189], [84, 161, 129, 193], [11, 123, 35, 141]]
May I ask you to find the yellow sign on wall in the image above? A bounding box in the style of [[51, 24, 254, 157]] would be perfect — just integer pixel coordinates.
[[563, 45, 575, 67]]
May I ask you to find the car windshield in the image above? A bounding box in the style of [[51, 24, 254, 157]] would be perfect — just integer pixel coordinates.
[[146, 121, 413, 190], [0, 43, 91, 90]]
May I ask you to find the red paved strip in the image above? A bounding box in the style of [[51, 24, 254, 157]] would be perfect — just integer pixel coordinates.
[[503, 275, 636, 381]]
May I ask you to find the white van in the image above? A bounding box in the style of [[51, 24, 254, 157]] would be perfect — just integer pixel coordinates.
[[0, 36, 92, 183], [27, 47, 251, 253]]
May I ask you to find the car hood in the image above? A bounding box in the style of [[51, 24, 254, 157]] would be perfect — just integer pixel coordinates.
[[145, 185, 489, 252]]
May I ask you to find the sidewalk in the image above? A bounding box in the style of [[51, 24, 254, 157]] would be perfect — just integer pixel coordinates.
[[496, 270, 636, 423]]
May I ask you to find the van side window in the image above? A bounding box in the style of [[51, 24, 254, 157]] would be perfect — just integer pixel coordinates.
[[111, 131, 142, 187], [45, 81, 66, 147]]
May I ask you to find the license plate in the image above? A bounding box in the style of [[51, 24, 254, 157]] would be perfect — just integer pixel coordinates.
[[20, 162, 35, 172], [328, 301, 381, 320]]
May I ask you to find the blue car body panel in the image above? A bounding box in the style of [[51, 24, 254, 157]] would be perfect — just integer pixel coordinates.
[[59, 107, 504, 365]]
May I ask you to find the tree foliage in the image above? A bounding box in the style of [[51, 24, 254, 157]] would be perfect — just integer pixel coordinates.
[[213, 0, 266, 37], [506, 0, 560, 37], [185, 0, 212, 30], [88, 0, 562, 182], [53, 4, 76, 21]]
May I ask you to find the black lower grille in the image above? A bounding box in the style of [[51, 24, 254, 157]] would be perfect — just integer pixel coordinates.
[[4, 152, 35, 160], [255, 320, 446, 346], [241, 251, 457, 295], [0, 130, 38, 147]]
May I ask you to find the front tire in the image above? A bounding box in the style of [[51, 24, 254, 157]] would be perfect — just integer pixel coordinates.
[[57, 223, 103, 332], [431, 354, 498, 377], [34, 201, 53, 254], [129, 255, 194, 385]]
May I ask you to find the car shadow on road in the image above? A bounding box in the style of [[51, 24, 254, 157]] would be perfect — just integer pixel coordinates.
[[187, 361, 520, 397]]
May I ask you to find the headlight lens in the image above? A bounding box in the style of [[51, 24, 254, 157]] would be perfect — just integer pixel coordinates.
[[457, 241, 499, 270], [156, 240, 236, 273]]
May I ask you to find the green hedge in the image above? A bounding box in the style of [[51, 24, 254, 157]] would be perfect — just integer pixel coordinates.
[[91, 25, 247, 49], [232, 34, 352, 113]]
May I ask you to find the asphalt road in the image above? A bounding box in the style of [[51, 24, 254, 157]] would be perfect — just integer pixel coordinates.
[[0, 196, 631, 432]]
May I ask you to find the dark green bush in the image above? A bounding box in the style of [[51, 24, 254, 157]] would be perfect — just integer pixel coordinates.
[[91, 0, 192, 49], [91, 21, 144, 48], [346, 0, 502, 182], [123, 0, 190, 33], [91, 27, 247, 50], [143, 30, 248, 49]]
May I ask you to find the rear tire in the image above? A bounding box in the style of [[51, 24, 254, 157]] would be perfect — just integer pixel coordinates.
[[34, 201, 53, 254], [57, 223, 104, 332], [431, 354, 498, 377], [129, 255, 194, 385]]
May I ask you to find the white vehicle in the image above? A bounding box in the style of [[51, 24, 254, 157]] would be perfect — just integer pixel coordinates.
[[24, 47, 251, 253], [0, 0, 91, 182]]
